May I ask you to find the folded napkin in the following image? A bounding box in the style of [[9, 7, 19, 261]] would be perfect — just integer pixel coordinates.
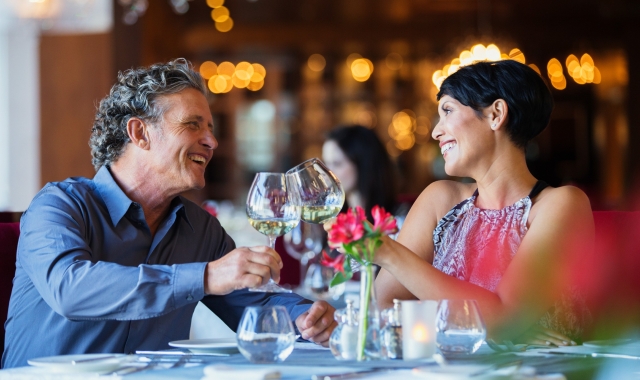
[[202, 365, 280, 380]]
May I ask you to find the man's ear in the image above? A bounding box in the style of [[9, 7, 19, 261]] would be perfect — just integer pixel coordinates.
[[488, 99, 508, 131], [126, 117, 150, 150]]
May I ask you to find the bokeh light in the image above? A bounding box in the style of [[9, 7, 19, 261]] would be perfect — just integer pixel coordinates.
[[215, 17, 233, 32], [199, 61, 218, 80], [385, 52, 403, 70], [206, 0, 224, 8], [308, 54, 326, 72]]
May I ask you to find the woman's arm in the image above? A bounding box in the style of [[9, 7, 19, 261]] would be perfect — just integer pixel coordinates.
[[375, 181, 468, 309], [374, 185, 593, 340]]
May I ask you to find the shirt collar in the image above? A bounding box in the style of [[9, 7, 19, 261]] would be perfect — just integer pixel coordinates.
[[174, 196, 195, 232], [93, 166, 135, 226], [93, 166, 194, 230]]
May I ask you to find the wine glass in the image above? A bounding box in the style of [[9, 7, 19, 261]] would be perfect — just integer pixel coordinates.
[[435, 299, 486, 354], [236, 305, 296, 363], [246, 172, 301, 293], [286, 158, 345, 224]]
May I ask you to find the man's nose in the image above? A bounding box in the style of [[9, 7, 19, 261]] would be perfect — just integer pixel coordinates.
[[202, 130, 218, 150]]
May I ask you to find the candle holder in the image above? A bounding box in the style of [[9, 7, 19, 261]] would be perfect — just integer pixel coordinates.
[[401, 300, 437, 360]]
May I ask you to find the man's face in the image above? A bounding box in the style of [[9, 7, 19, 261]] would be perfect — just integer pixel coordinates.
[[147, 88, 217, 193]]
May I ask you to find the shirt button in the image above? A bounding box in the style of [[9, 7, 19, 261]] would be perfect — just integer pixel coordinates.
[[186, 295, 193, 301]]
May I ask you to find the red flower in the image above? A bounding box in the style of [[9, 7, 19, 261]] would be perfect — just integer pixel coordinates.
[[328, 206, 366, 248], [320, 250, 346, 274], [372, 205, 397, 235]]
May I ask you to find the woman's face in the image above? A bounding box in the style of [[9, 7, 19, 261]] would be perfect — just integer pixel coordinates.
[[322, 139, 358, 195], [432, 95, 494, 177]]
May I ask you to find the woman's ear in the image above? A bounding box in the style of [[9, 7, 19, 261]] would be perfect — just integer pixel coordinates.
[[488, 99, 508, 131], [127, 117, 150, 149]]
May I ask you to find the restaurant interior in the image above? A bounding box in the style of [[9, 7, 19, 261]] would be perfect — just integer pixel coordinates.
[[1, 0, 640, 378]]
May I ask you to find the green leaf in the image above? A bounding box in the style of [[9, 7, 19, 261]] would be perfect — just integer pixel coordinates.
[[330, 270, 352, 287]]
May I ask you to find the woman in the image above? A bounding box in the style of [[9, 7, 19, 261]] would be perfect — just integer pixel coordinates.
[[374, 60, 593, 345], [322, 125, 398, 222]]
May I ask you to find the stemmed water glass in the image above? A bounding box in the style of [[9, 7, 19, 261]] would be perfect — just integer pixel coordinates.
[[236, 305, 296, 363], [246, 172, 301, 293], [436, 299, 487, 354]]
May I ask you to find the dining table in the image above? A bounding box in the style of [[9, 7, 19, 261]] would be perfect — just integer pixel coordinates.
[[1, 339, 639, 380]]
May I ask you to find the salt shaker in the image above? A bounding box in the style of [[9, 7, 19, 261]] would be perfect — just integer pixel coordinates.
[[329, 299, 359, 360], [380, 299, 403, 359]]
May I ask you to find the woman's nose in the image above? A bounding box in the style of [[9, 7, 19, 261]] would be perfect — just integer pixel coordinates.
[[432, 120, 443, 140]]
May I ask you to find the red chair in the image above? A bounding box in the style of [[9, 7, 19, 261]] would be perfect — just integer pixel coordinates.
[[0, 222, 19, 360], [584, 211, 640, 339]]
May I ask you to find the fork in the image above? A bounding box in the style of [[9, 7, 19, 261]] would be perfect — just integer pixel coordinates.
[[168, 354, 192, 368]]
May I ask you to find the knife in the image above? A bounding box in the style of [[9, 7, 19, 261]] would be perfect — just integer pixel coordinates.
[[547, 351, 640, 360]]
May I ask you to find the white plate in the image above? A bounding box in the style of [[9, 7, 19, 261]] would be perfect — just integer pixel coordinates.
[[168, 338, 238, 353], [583, 338, 634, 347], [27, 353, 131, 373]]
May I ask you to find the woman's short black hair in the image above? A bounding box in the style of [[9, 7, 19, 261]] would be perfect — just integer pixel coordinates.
[[326, 125, 397, 219], [436, 60, 554, 148]]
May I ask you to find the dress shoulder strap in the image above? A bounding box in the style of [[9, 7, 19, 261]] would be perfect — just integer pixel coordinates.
[[528, 180, 549, 199]]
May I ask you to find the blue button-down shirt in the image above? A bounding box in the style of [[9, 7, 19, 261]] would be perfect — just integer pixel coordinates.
[[2, 166, 312, 368]]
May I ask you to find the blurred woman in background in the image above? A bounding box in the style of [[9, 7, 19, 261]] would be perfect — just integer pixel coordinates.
[[322, 125, 399, 221]]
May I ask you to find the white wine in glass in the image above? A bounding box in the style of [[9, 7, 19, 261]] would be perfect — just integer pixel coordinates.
[[286, 158, 345, 224], [246, 172, 301, 293]]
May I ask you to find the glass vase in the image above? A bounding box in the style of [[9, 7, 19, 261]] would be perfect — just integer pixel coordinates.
[[357, 263, 381, 361]]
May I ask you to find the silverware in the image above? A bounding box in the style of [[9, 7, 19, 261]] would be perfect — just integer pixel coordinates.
[[70, 354, 123, 365], [104, 362, 160, 376], [168, 354, 192, 368], [311, 368, 388, 380], [547, 351, 640, 360], [135, 350, 230, 356]]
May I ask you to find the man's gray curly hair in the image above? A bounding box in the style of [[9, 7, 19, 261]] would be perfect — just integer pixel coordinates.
[[90, 58, 207, 170]]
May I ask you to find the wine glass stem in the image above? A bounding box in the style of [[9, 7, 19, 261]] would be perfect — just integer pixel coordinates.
[[267, 235, 276, 249]]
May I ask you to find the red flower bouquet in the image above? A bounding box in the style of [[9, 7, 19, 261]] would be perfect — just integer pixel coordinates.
[[322, 205, 397, 360], [322, 205, 398, 287]]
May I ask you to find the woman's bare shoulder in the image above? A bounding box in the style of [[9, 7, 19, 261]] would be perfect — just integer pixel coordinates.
[[531, 185, 593, 224], [416, 180, 476, 218]]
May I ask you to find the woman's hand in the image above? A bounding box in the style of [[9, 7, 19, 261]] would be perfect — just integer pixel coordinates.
[[515, 325, 577, 346]]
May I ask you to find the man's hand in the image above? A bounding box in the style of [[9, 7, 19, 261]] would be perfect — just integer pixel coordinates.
[[295, 301, 337, 347], [204, 246, 282, 295]]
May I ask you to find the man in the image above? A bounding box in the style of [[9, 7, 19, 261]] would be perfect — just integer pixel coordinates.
[[2, 59, 336, 368]]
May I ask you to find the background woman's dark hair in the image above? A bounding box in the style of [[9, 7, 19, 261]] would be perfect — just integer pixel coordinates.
[[436, 60, 554, 148], [327, 125, 397, 220]]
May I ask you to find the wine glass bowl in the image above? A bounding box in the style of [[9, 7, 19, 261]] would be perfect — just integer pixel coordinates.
[[286, 158, 345, 224], [236, 305, 296, 364], [246, 172, 301, 293]]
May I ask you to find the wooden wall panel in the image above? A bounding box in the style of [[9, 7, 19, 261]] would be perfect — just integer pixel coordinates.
[[39, 33, 113, 185]]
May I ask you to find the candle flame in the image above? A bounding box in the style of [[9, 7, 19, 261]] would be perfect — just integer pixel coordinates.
[[412, 324, 429, 342]]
